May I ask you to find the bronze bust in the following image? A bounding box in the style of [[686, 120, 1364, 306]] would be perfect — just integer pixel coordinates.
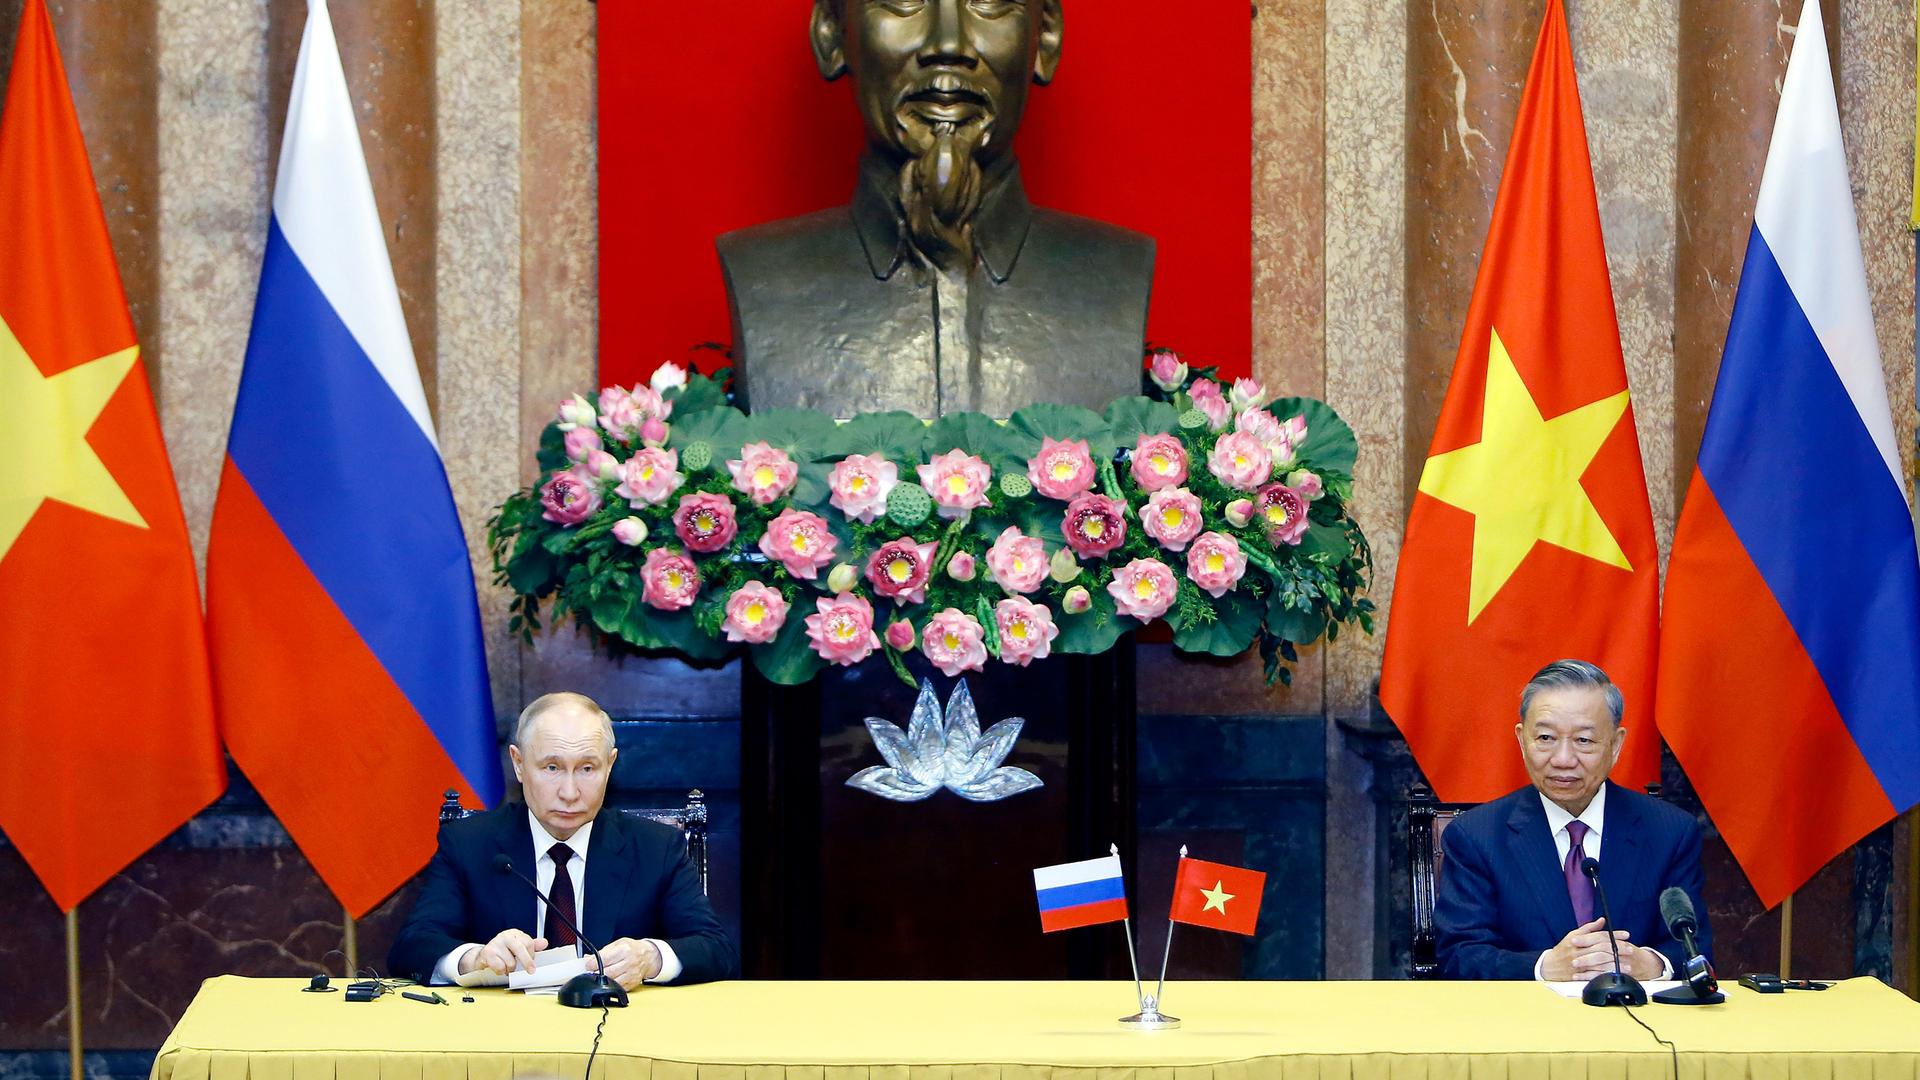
[[717, 0, 1154, 419]]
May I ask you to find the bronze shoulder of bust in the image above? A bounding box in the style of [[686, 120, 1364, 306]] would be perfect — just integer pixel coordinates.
[[718, 0, 1154, 420]]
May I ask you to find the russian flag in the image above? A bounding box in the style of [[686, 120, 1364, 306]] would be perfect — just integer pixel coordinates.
[[1656, 0, 1920, 908], [1033, 854, 1128, 933], [205, 0, 503, 917]]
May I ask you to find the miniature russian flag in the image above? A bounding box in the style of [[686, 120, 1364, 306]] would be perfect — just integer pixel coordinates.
[[1033, 854, 1128, 933]]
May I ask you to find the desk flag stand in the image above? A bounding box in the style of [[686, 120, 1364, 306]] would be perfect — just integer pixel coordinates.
[[1118, 843, 1181, 1030]]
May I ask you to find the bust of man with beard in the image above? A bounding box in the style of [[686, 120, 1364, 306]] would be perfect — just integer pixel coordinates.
[[717, 0, 1153, 419]]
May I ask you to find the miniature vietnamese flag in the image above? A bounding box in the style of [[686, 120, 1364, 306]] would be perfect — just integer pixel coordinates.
[[1168, 856, 1265, 936]]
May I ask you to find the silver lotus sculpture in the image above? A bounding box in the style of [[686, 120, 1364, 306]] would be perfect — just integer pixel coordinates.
[[846, 679, 1044, 802]]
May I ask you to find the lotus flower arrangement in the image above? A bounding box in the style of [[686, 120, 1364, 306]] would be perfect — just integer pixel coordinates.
[[489, 353, 1374, 688]]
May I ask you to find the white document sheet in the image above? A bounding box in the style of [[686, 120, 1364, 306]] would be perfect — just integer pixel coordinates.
[[507, 944, 590, 992]]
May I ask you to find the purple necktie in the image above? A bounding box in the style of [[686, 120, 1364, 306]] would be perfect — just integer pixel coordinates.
[[545, 844, 578, 950], [1564, 820, 1595, 925]]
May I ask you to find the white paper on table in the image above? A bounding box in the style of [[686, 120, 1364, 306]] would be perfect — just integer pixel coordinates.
[[1544, 979, 1682, 998], [507, 945, 590, 991]]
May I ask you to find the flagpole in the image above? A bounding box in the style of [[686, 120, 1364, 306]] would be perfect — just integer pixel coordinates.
[[343, 906, 359, 977], [1113, 844, 1145, 1008], [66, 909, 81, 1080], [1779, 892, 1794, 979], [1155, 845, 1184, 1006]]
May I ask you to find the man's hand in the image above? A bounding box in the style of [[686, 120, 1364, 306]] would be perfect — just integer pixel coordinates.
[[1540, 918, 1631, 981], [1618, 939, 1666, 981], [463, 929, 547, 977], [587, 937, 663, 991]]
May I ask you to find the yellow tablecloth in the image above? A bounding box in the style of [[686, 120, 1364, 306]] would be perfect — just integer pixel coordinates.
[[152, 976, 1920, 1080]]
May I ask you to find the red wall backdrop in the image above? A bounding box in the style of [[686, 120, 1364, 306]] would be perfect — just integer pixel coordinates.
[[596, 3, 1251, 390]]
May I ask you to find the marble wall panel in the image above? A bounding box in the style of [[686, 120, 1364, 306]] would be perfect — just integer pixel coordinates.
[[155, 0, 269, 569], [436, 0, 522, 723], [1252, 0, 1326, 402]]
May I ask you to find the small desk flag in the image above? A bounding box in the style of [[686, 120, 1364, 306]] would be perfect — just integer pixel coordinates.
[[1033, 854, 1128, 933], [1169, 857, 1265, 936]]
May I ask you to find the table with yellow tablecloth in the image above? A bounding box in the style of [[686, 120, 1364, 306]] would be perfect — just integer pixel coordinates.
[[152, 976, 1920, 1080]]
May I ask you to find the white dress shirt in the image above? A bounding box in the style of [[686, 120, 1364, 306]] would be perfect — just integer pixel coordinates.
[[1532, 785, 1670, 980], [431, 811, 682, 986]]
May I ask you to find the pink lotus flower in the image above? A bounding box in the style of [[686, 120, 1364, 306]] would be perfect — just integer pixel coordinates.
[[1186, 532, 1248, 598], [1229, 377, 1267, 413], [611, 517, 648, 546], [994, 597, 1059, 667], [1141, 487, 1204, 552], [985, 527, 1048, 594], [598, 386, 644, 442], [1285, 468, 1324, 500], [885, 619, 916, 651], [563, 427, 600, 462], [556, 393, 596, 431], [640, 547, 700, 610], [640, 416, 670, 448], [947, 551, 977, 582], [1107, 558, 1177, 622], [1258, 483, 1312, 546], [916, 449, 993, 518], [631, 384, 672, 421], [614, 448, 683, 508], [1062, 585, 1093, 613], [585, 449, 619, 480], [649, 361, 688, 394], [1062, 493, 1128, 558], [1188, 379, 1232, 431], [920, 608, 988, 677], [806, 593, 881, 666], [673, 492, 739, 553], [1208, 431, 1274, 492], [539, 468, 602, 526], [1026, 437, 1098, 501], [727, 442, 799, 506], [828, 454, 899, 523], [722, 581, 788, 644], [1270, 415, 1308, 468], [1130, 433, 1189, 492], [1148, 349, 1189, 392], [1225, 498, 1255, 528], [758, 508, 838, 579], [866, 537, 939, 605], [1237, 407, 1283, 446]]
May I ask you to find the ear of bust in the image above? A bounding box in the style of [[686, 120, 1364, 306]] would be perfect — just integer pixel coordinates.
[[1033, 0, 1064, 84], [811, 0, 848, 81]]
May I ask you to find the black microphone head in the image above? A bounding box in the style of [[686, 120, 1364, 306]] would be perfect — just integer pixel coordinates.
[[1660, 886, 1698, 931], [491, 853, 514, 874], [1581, 856, 1601, 879]]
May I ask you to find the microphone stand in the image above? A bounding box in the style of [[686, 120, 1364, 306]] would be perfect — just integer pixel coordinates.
[[493, 855, 628, 1009], [1580, 858, 1647, 1007], [1652, 914, 1724, 1005]]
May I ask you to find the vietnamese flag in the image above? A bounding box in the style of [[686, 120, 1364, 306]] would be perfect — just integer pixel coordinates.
[[1377, 0, 1659, 802], [0, 0, 226, 910], [1168, 856, 1265, 936]]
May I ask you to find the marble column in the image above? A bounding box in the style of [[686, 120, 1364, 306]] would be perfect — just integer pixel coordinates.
[[1402, 0, 1543, 503]]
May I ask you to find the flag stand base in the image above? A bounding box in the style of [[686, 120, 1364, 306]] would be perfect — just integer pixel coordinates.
[[1120, 994, 1181, 1030]]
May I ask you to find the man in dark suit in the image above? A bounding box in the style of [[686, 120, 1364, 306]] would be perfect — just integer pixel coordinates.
[[1435, 660, 1712, 981], [390, 692, 737, 987]]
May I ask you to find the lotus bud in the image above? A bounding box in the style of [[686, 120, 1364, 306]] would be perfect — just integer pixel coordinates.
[[640, 416, 670, 448], [556, 393, 597, 431], [1048, 545, 1080, 584], [885, 619, 916, 651], [1225, 498, 1255, 528], [649, 361, 688, 394], [1062, 586, 1093, 614], [947, 551, 977, 582], [1148, 349, 1189, 392], [611, 516, 648, 546], [826, 562, 859, 594]]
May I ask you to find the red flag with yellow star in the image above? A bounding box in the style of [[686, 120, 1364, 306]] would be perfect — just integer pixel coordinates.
[[1169, 856, 1265, 936], [1377, 0, 1659, 802], [0, 0, 226, 911]]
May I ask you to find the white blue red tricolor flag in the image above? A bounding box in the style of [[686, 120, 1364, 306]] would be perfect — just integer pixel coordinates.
[[1657, 0, 1920, 908], [205, 0, 502, 916], [1033, 854, 1128, 933]]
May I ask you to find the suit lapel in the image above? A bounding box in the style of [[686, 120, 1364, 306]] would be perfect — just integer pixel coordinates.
[[492, 806, 538, 932], [583, 812, 635, 948], [1506, 791, 1578, 937], [1597, 783, 1645, 929]]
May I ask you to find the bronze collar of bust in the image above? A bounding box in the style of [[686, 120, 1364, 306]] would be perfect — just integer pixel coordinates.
[[851, 150, 1034, 285]]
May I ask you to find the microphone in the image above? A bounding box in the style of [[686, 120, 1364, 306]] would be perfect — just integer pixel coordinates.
[[491, 854, 628, 1009], [1652, 886, 1724, 1005], [1578, 857, 1647, 1007]]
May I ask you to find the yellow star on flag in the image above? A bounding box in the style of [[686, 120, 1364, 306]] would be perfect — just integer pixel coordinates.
[[1200, 880, 1234, 914], [0, 314, 146, 561], [1416, 328, 1632, 624]]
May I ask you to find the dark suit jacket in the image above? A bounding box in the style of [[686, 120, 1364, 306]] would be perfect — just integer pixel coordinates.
[[1434, 782, 1712, 980], [388, 802, 737, 985]]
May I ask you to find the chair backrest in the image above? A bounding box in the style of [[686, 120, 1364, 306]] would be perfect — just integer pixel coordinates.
[[439, 788, 711, 896]]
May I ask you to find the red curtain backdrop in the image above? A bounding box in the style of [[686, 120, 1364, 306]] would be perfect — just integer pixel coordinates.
[[596, 3, 1252, 391]]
